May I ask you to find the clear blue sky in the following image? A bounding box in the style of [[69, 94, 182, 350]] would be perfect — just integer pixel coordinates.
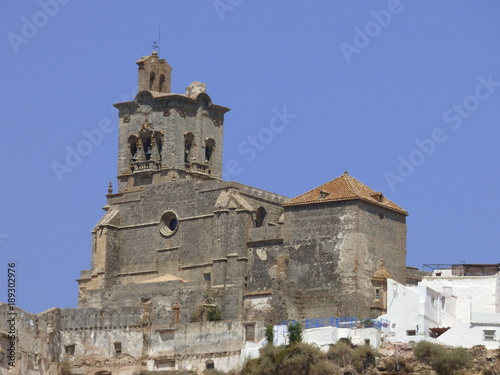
[[1, 1, 500, 313]]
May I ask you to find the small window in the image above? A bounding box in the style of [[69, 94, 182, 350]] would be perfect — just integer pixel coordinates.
[[364, 339, 370, 346], [114, 342, 122, 354], [206, 360, 215, 370], [205, 138, 215, 163], [172, 304, 180, 324], [245, 324, 256, 342], [159, 330, 175, 341], [65, 345, 75, 356], [159, 211, 179, 237], [375, 288, 380, 300], [184, 132, 194, 163], [406, 330, 416, 336], [379, 213, 384, 220], [484, 330, 496, 341], [255, 207, 267, 228], [159, 74, 165, 92], [154, 132, 164, 161], [149, 71, 156, 90], [143, 137, 153, 160], [156, 359, 175, 370], [129, 136, 138, 162], [203, 272, 211, 282]]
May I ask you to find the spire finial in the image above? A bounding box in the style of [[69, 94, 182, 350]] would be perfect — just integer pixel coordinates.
[[152, 41, 158, 55], [108, 182, 113, 194]]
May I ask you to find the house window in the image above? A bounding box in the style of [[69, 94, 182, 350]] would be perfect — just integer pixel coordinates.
[[206, 360, 215, 370], [375, 288, 380, 300], [114, 342, 122, 354], [156, 359, 175, 370], [406, 330, 416, 336], [65, 345, 75, 356], [245, 324, 256, 342], [483, 330, 496, 341]]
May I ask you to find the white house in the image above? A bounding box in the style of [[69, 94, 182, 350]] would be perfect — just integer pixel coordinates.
[[380, 265, 500, 348]]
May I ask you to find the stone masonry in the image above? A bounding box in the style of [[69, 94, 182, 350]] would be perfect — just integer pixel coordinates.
[[1, 52, 409, 375]]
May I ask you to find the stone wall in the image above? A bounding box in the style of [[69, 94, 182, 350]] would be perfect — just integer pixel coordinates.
[[279, 199, 406, 319], [0, 302, 267, 375], [0, 304, 60, 375]]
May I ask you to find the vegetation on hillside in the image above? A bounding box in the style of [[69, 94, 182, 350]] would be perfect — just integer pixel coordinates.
[[203, 339, 497, 375]]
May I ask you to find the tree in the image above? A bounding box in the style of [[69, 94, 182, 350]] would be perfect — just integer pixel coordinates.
[[264, 324, 274, 345], [288, 322, 302, 345]]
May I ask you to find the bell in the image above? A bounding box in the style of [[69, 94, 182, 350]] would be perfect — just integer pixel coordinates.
[[146, 147, 152, 156], [132, 153, 138, 161]]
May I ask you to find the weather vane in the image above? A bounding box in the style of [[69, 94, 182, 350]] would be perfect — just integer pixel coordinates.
[[153, 41, 158, 51]]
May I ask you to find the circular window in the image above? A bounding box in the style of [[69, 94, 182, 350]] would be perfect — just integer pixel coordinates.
[[159, 211, 179, 237]]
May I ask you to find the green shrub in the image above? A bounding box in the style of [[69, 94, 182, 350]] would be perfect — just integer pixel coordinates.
[[382, 356, 414, 374], [264, 324, 274, 346], [207, 306, 222, 321], [414, 340, 446, 364], [413, 341, 472, 375], [240, 342, 332, 375], [288, 322, 302, 345], [351, 345, 377, 373], [191, 305, 222, 322], [327, 340, 352, 367]]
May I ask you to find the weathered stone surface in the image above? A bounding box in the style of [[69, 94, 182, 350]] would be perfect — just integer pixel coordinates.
[[4, 52, 411, 374]]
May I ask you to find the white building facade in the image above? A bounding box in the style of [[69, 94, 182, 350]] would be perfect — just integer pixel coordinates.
[[381, 266, 500, 348]]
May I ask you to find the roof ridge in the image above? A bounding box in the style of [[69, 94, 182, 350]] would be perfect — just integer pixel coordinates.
[[344, 173, 360, 198]]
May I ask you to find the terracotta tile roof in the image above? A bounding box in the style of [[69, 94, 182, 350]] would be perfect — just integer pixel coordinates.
[[284, 172, 407, 215]]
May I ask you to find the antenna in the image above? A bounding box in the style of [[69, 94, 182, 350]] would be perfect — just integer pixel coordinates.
[[158, 24, 161, 56]]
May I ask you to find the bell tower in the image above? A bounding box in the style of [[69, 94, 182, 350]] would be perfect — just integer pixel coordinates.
[[113, 51, 230, 193], [136, 50, 172, 93]]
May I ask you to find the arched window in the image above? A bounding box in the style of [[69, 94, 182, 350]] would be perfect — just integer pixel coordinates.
[[159, 74, 165, 92], [128, 135, 138, 162], [205, 138, 215, 164], [154, 132, 164, 162], [184, 133, 194, 163], [149, 72, 156, 90], [142, 137, 152, 160], [255, 207, 267, 228], [172, 304, 180, 324]]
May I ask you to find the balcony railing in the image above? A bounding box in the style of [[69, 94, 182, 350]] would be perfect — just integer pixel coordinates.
[[190, 162, 210, 175], [132, 160, 161, 173]]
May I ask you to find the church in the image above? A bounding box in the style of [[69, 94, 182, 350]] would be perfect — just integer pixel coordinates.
[[0, 51, 409, 374], [78, 49, 408, 321]]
